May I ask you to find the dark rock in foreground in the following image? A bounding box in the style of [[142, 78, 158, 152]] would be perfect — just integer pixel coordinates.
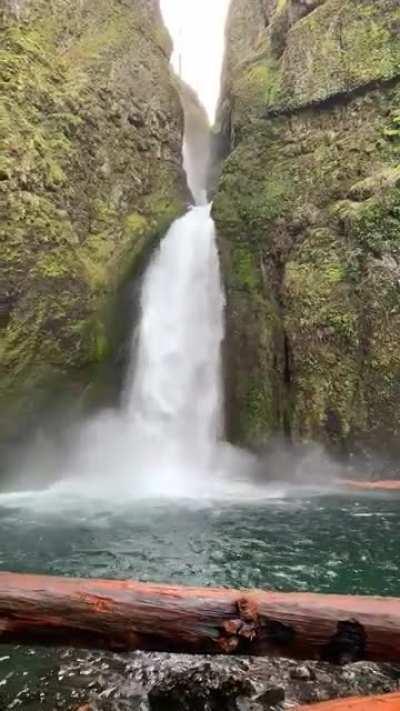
[[2, 648, 399, 710]]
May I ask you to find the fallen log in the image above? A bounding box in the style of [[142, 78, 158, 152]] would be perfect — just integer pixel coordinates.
[[76, 694, 400, 711], [0, 572, 400, 662], [341, 479, 400, 491], [298, 691, 400, 709]]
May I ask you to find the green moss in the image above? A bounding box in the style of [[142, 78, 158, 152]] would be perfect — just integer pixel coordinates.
[[36, 250, 80, 279], [383, 105, 400, 148], [124, 212, 149, 236], [85, 318, 113, 364], [335, 183, 400, 255], [0, 0, 187, 442], [214, 132, 295, 244], [267, 0, 400, 111], [284, 183, 400, 449], [349, 166, 400, 200], [230, 288, 286, 444], [215, 0, 400, 457], [284, 227, 361, 442], [343, 3, 400, 85], [285, 229, 358, 342], [232, 55, 281, 130], [230, 243, 260, 292], [241, 377, 276, 443]]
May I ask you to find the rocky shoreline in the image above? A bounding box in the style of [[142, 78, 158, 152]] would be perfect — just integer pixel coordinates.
[[2, 649, 399, 710]]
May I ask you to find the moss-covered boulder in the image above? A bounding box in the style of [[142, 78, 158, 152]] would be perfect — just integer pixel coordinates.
[[0, 0, 188, 442], [213, 0, 400, 462]]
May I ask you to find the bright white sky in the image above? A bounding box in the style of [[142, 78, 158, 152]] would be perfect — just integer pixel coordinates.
[[160, 0, 232, 122]]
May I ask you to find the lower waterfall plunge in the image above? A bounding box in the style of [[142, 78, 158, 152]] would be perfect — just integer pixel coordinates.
[[46, 204, 261, 499], [52, 207, 225, 496], [121, 204, 226, 490], [125, 207, 224, 466], [13, 194, 272, 500]]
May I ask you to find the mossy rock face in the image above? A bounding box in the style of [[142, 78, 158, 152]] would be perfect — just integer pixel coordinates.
[[274, 0, 400, 110], [214, 0, 400, 460], [0, 0, 188, 442]]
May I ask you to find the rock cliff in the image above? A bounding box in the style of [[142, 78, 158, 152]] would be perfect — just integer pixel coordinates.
[[0, 0, 188, 444], [213, 0, 400, 463]]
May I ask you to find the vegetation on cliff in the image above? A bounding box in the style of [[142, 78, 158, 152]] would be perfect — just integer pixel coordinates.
[[213, 0, 400, 462], [0, 0, 188, 445]]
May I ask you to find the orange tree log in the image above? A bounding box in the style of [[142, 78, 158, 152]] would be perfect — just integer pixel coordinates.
[[0, 572, 400, 662], [297, 691, 400, 709], [341, 480, 400, 491]]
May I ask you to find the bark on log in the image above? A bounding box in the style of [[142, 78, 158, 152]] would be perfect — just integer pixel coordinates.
[[341, 479, 400, 491], [298, 692, 400, 709], [0, 572, 400, 662]]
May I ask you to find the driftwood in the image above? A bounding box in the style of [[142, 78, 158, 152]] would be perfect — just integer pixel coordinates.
[[298, 691, 400, 709], [0, 572, 400, 662], [341, 479, 400, 491], [76, 692, 400, 711]]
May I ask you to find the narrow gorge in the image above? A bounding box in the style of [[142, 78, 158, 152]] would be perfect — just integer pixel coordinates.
[[2, 0, 400, 476], [1, 1, 400, 709]]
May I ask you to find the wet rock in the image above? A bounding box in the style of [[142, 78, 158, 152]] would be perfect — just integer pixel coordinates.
[[148, 663, 255, 711], [255, 686, 285, 708], [3, 649, 400, 711], [290, 665, 314, 681]]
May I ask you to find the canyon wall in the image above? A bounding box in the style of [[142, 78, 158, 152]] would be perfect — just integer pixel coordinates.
[[0, 0, 188, 444], [213, 0, 400, 462]]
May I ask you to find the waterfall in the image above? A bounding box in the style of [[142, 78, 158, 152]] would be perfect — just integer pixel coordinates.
[[49, 103, 228, 496], [122, 203, 225, 487], [51, 194, 227, 497], [78, 1, 230, 493]]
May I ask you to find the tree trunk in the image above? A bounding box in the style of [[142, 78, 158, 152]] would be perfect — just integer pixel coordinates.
[[341, 480, 400, 491], [0, 572, 399, 662], [298, 692, 400, 709]]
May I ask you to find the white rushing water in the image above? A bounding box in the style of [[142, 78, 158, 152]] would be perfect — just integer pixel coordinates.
[[122, 204, 225, 487], [45, 200, 229, 499]]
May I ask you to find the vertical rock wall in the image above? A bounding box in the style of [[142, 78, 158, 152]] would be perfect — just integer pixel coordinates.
[[213, 0, 400, 463], [0, 0, 189, 444]]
